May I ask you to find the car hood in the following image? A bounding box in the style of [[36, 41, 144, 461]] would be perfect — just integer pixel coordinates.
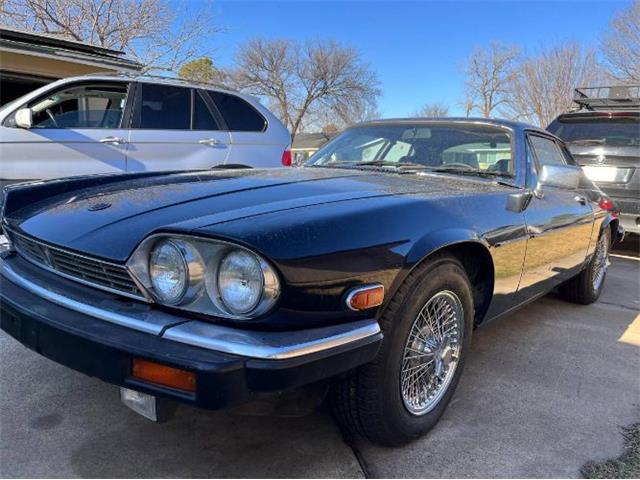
[[10, 167, 503, 261]]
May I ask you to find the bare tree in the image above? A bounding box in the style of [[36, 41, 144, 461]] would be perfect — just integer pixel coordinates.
[[230, 38, 380, 139], [460, 42, 520, 117], [0, 0, 219, 72], [413, 102, 449, 117], [600, 0, 640, 83], [504, 43, 602, 127]]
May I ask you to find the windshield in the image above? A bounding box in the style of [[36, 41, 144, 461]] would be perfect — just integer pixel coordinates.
[[547, 116, 639, 146], [308, 123, 513, 176]]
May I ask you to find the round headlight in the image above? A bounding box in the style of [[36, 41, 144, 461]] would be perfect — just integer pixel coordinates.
[[149, 240, 188, 304], [218, 250, 264, 314]]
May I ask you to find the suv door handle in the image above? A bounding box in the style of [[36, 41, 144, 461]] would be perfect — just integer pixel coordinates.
[[574, 195, 587, 205], [199, 138, 221, 146], [99, 136, 127, 145]]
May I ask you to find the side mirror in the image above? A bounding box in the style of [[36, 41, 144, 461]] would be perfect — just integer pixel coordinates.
[[14, 108, 33, 128], [535, 164, 582, 197]]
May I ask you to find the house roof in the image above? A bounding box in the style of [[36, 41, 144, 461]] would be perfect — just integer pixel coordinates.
[[292, 132, 337, 150], [0, 27, 143, 72]]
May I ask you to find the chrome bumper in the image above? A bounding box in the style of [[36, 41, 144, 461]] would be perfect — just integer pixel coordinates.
[[0, 255, 381, 360]]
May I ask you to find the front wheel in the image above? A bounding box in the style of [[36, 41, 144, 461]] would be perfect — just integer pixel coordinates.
[[559, 227, 611, 304], [330, 255, 474, 446]]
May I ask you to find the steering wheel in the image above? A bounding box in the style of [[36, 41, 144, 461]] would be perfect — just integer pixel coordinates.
[[45, 108, 59, 128], [441, 162, 476, 170]]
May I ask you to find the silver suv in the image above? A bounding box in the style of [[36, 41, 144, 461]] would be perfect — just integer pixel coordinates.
[[0, 74, 292, 190]]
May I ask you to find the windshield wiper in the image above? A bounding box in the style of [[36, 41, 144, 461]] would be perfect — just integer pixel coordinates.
[[427, 166, 514, 179], [317, 160, 429, 170]]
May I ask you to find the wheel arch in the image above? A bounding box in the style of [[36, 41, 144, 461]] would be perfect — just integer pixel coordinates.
[[600, 213, 621, 246], [388, 229, 495, 325]]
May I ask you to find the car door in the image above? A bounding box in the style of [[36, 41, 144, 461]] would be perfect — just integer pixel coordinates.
[[0, 80, 130, 183], [125, 83, 231, 173], [207, 90, 284, 167], [518, 133, 594, 293]]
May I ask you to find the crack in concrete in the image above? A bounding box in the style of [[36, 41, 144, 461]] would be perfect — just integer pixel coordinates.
[[346, 439, 373, 479], [598, 300, 640, 313]]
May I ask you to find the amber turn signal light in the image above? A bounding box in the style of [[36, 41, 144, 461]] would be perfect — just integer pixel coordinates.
[[132, 358, 196, 392], [346, 284, 385, 311]]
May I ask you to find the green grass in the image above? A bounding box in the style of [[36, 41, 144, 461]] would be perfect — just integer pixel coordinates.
[[582, 423, 640, 479]]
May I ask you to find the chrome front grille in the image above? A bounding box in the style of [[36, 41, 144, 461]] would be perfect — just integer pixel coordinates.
[[11, 231, 145, 300]]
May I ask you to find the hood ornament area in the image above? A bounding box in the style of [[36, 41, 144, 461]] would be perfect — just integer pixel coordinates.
[[87, 202, 112, 212], [596, 154, 606, 164]]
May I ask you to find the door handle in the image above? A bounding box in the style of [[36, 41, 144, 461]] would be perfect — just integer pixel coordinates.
[[99, 136, 126, 145], [574, 195, 587, 205], [199, 138, 221, 146]]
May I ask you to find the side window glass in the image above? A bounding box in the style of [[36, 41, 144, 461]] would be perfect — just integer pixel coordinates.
[[193, 91, 219, 130], [139, 84, 190, 129], [29, 83, 127, 129], [528, 135, 566, 166], [208, 91, 266, 132]]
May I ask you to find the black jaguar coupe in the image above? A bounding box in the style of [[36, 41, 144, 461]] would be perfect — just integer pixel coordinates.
[[0, 119, 622, 446]]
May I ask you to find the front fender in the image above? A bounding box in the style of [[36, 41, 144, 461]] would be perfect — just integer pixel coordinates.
[[385, 228, 490, 303], [406, 228, 488, 265]]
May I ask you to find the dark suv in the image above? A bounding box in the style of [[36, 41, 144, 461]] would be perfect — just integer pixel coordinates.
[[547, 86, 639, 236]]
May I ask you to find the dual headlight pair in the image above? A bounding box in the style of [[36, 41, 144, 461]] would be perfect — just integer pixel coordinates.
[[127, 235, 280, 320]]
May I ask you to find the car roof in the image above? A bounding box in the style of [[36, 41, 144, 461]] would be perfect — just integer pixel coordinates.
[[353, 117, 548, 135], [51, 72, 248, 99], [556, 109, 640, 117]]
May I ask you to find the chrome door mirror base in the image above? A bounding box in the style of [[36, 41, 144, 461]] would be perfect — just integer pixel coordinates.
[[537, 164, 582, 193]]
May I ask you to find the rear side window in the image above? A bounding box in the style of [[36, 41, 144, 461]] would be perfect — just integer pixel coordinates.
[[208, 91, 266, 132], [138, 84, 190, 129], [193, 91, 219, 130], [528, 135, 566, 166]]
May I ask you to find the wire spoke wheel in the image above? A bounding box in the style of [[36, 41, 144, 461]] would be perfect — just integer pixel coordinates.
[[591, 230, 610, 293], [400, 290, 464, 416]]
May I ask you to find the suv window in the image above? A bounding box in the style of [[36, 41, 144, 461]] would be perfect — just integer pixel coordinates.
[[547, 115, 640, 146], [528, 135, 566, 166], [28, 83, 127, 129], [208, 91, 266, 132], [138, 84, 190, 129], [193, 91, 219, 130]]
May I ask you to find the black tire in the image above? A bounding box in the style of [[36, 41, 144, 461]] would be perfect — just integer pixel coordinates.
[[559, 227, 611, 305], [330, 254, 474, 446]]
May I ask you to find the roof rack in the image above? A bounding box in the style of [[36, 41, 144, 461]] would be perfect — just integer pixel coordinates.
[[573, 85, 640, 111], [93, 71, 239, 93]]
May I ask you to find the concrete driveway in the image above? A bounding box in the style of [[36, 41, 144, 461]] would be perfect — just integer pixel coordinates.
[[1, 257, 638, 478]]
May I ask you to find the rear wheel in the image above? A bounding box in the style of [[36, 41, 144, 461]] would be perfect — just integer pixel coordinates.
[[559, 227, 611, 305], [330, 254, 474, 446]]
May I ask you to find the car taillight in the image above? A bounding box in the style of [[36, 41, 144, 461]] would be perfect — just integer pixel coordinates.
[[281, 149, 292, 167], [599, 197, 615, 212]]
